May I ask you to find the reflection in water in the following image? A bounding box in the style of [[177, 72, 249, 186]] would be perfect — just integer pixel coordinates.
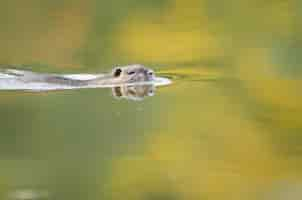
[[112, 84, 155, 101]]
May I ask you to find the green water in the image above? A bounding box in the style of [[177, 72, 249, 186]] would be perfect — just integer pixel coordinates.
[[0, 0, 302, 199]]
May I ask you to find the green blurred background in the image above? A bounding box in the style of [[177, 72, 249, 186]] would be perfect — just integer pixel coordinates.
[[0, 0, 302, 199]]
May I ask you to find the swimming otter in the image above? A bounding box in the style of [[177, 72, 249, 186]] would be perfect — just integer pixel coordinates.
[[3, 64, 155, 86], [0, 64, 172, 100]]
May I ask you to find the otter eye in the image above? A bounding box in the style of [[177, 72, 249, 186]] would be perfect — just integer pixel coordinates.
[[127, 71, 135, 75], [148, 71, 154, 76], [114, 68, 122, 77]]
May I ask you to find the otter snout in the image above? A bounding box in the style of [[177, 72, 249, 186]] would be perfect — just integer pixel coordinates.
[[131, 68, 155, 82]]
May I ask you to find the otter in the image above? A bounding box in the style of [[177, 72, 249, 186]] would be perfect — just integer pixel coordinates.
[[0, 64, 171, 100], [3, 64, 155, 86]]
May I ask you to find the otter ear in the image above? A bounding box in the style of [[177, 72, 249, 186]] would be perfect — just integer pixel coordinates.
[[113, 68, 122, 77]]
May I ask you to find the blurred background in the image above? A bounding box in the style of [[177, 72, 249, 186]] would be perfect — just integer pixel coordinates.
[[0, 0, 302, 199]]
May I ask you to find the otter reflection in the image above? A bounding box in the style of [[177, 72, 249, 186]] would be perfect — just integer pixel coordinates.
[[112, 84, 155, 101]]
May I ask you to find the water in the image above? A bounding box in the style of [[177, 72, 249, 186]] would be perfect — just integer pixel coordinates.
[[0, 0, 302, 199]]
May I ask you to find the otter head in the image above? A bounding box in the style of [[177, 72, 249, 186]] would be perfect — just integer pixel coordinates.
[[111, 64, 155, 83]]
